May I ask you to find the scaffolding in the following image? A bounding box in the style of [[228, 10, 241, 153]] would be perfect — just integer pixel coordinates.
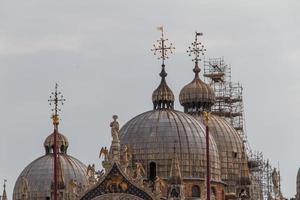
[[203, 57, 247, 144], [247, 150, 276, 200], [203, 57, 285, 200]]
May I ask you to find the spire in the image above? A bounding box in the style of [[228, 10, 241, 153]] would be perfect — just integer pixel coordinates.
[[169, 141, 182, 184], [45, 84, 69, 154], [1, 180, 7, 200], [48, 83, 66, 200], [179, 32, 215, 113], [151, 26, 175, 110], [167, 141, 184, 200]]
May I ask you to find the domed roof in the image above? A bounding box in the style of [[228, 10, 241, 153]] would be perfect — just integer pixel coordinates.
[[193, 114, 250, 192], [13, 130, 88, 200], [13, 154, 88, 200], [44, 132, 69, 154], [119, 109, 221, 181], [179, 62, 215, 112], [152, 65, 175, 110]]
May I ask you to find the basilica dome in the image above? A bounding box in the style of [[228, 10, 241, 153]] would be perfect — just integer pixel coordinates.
[[193, 114, 250, 192], [119, 63, 221, 182], [179, 56, 250, 195], [119, 109, 221, 181], [13, 131, 88, 200]]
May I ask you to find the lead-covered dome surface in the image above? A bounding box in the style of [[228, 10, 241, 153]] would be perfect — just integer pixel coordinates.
[[179, 63, 215, 112], [44, 132, 69, 154], [13, 132, 89, 200], [13, 155, 88, 200], [193, 114, 250, 192], [119, 109, 221, 181]]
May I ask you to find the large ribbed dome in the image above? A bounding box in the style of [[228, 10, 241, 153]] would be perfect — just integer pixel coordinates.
[[193, 114, 250, 193], [13, 132, 89, 200], [119, 109, 221, 182]]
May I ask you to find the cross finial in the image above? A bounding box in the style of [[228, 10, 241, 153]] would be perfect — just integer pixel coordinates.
[[187, 32, 206, 63], [48, 83, 66, 125], [151, 26, 175, 66]]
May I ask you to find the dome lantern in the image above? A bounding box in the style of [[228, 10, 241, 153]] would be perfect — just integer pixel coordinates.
[[44, 132, 69, 154], [151, 26, 175, 110], [179, 32, 215, 113]]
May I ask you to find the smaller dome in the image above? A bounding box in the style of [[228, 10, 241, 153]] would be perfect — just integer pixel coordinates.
[[44, 132, 69, 154], [152, 64, 174, 109], [179, 62, 215, 112], [13, 154, 88, 200]]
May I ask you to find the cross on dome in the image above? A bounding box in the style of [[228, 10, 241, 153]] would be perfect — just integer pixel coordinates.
[[48, 83, 66, 125], [151, 26, 175, 66], [187, 32, 206, 63]]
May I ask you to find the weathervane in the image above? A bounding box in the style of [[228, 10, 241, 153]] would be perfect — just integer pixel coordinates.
[[187, 32, 206, 63], [48, 83, 66, 125], [151, 26, 175, 66]]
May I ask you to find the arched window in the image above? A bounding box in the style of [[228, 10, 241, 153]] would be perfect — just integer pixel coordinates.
[[211, 187, 217, 197], [171, 188, 179, 197], [191, 185, 200, 197], [149, 162, 156, 180]]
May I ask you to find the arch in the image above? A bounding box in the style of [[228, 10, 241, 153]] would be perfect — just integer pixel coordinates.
[[149, 162, 156, 181], [211, 186, 217, 197], [191, 185, 200, 197], [92, 193, 145, 200]]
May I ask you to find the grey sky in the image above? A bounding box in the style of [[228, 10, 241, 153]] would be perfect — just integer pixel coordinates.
[[0, 0, 299, 198]]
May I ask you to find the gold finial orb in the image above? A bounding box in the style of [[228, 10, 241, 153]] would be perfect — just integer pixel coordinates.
[[51, 114, 60, 125]]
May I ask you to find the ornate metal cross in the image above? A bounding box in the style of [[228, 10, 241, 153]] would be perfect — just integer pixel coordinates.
[[187, 32, 206, 63], [151, 26, 175, 65], [48, 83, 66, 117]]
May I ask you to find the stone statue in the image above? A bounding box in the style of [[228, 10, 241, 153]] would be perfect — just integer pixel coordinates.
[[99, 147, 109, 161], [87, 164, 96, 177], [69, 179, 78, 198], [110, 115, 121, 162], [110, 115, 119, 141], [153, 176, 165, 198], [123, 145, 129, 163], [20, 176, 29, 199], [87, 164, 97, 185], [135, 162, 145, 177], [135, 162, 145, 185]]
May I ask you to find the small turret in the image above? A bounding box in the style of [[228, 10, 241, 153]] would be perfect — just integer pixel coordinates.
[[1, 180, 7, 200], [179, 32, 215, 113], [167, 142, 184, 200], [151, 26, 176, 110]]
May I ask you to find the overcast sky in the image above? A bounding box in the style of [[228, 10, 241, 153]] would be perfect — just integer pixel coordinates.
[[0, 0, 299, 198]]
